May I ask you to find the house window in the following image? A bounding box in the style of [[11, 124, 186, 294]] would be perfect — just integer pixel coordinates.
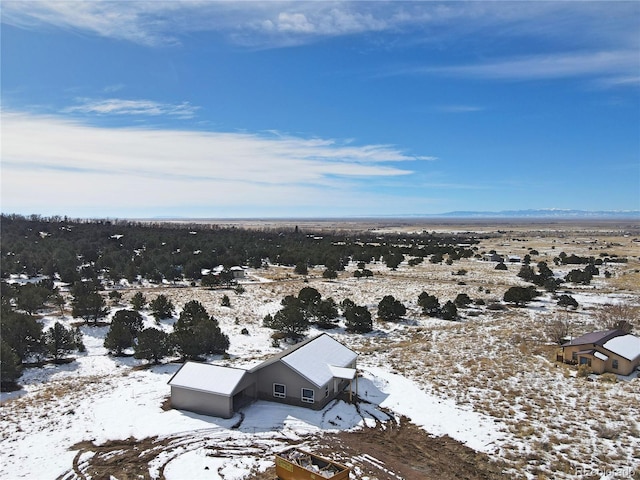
[[579, 357, 591, 367], [571, 352, 577, 361], [325, 385, 329, 398], [301, 388, 315, 403], [612, 359, 619, 370], [273, 383, 286, 398]]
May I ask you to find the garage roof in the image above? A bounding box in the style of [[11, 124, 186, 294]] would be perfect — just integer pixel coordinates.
[[168, 362, 248, 396]]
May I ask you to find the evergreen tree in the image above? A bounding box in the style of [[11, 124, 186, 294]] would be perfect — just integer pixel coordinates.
[[322, 268, 337, 280], [517, 265, 536, 282], [1, 341, 22, 391], [418, 292, 440, 316], [344, 303, 373, 333], [312, 298, 339, 328], [264, 297, 308, 338], [503, 286, 537, 306], [171, 301, 229, 359], [134, 328, 172, 364], [149, 294, 175, 321], [298, 287, 321, 312], [377, 295, 406, 321], [557, 294, 579, 310], [104, 320, 134, 355], [52, 293, 66, 316], [294, 262, 308, 275], [177, 300, 209, 327], [130, 291, 146, 311], [221, 294, 231, 307], [16, 283, 50, 315], [440, 300, 458, 320], [454, 293, 473, 308], [111, 309, 144, 336], [1, 310, 44, 361], [44, 321, 76, 360], [71, 283, 108, 324]]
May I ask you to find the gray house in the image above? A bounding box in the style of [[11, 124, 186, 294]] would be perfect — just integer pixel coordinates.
[[168, 334, 358, 418]]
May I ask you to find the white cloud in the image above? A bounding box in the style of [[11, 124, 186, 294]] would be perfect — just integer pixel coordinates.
[[1, 111, 431, 217], [63, 98, 200, 119]]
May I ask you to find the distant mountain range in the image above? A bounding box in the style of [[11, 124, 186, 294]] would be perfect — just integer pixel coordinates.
[[425, 209, 640, 219]]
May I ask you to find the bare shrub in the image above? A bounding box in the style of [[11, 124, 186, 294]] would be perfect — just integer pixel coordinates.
[[548, 317, 571, 345], [597, 303, 638, 333], [577, 364, 592, 378], [599, 373, 618, 383], [595, 423, 619, 440]]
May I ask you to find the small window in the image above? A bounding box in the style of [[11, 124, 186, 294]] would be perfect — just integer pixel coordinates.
[[579, 357, 591, 367], [612, 359, 619, 370], [571, 352, 577, 361], [301, 388, 315, 403], [273, 383, 286, 398], [325, 385, 329, 397]]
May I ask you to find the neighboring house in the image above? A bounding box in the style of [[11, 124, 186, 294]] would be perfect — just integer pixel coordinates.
[[561, 329, 640, 376], [230, 266, 245, 279], [168, 334, 358, 418], [483, 253, 504, 262]]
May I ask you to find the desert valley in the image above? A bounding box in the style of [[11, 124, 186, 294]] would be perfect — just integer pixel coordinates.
[[1, 216, 639, 480]]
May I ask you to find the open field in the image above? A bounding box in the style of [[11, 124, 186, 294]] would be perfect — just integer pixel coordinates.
[[2, 220, 639, 479]]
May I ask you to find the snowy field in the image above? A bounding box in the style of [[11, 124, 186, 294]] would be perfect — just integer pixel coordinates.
[[2, 230, 639, 479]]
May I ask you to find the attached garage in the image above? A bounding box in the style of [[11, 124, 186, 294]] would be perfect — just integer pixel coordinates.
[[168, 362, 256, 419]]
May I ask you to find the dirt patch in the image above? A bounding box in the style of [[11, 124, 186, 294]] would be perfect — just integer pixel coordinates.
[[58, 417, 506, 480], [249, 417, 506, 480]]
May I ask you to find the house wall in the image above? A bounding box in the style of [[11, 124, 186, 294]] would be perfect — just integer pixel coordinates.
[[562, 345, 638, 375], [603, 353, 639, 376], [170, 386, 233, 418], [255, 362, 342, 410]]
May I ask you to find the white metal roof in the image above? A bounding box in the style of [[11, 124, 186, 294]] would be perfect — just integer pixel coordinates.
[[603, 334, 640, 361], [281, 334, 357, 387], [168, 362, 247, 396]]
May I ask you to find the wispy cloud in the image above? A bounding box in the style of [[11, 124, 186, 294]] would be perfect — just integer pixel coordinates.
[[103, 84, 125, 93], [3, 1, 638, 51], [1, 112, 433, 216], [418, 50, 639, 83], [436, 105, 484, 114], [63, 98, 200, 119]]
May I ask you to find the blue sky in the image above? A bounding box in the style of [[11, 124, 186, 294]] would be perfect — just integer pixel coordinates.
[[1, 1, 639, 218]]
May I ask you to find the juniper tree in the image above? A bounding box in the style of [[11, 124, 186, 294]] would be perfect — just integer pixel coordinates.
[[149, 294, 175, 321], [44, 322, 76, 360], [134, 328, 172, 364], [1, 341, 22, 390], [377, 295, 406, 322]]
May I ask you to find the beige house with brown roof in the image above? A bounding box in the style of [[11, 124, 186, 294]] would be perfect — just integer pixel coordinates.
[[561, 329, 640, 376]]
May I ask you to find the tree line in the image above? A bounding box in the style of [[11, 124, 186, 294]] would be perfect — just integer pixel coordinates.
[[0, 214, 478, 285]]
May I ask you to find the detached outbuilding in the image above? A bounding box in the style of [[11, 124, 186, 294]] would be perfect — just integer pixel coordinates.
[[168, 334, 358, 418]]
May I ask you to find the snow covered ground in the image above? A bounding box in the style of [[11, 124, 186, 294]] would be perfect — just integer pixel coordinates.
[[2, 233, 639, 479]]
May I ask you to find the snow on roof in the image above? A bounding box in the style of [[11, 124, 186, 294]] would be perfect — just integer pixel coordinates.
[[281, 334, 357, 387], [168, 362, 247, 396], [594, 351, 608, 361], [603, 334, 640, 361], [328, 365, 357, 380]]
